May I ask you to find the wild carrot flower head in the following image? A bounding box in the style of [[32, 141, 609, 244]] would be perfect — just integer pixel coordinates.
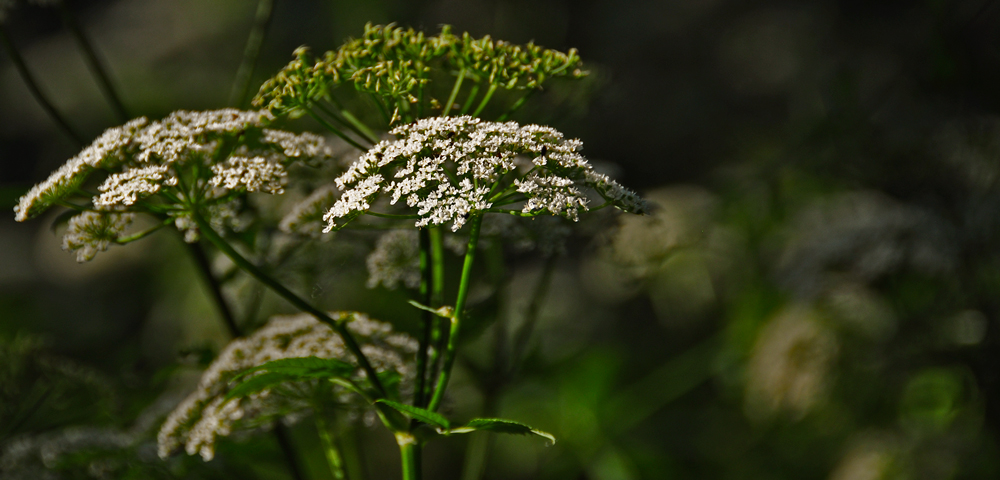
[[307, 116, 646, 233], [157, 311, 417, 462], [13, 109, 333, 259]]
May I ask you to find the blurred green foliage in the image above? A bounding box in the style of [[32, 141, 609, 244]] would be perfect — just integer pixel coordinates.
[[4, 0, 1000, 479]]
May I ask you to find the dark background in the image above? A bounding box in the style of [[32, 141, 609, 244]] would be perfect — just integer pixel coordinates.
[[4, 0, 1000, 479]]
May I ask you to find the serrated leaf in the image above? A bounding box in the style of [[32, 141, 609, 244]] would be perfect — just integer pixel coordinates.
[[225, 372, 297, 400], [448, 418, 555, 445], [376, 399, 450, 429], [232, 357, 355, 382]]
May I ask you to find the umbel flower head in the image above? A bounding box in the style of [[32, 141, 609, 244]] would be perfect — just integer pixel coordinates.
[[253, 23, 587, 121], [157, 311, 417, 462], [13, 109, 332, 260], [302, 115, 646, 233]]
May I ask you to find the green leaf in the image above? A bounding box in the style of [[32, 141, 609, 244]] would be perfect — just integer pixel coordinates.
[[225, 372, 297, 400], [376, 399, 450, 429], [232, 356, 355, 382], [449, 418, 556, 445]]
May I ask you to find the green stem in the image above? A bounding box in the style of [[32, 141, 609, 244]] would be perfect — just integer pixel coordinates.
[[397, 433, 420, 480], [443, 68, 466, 116], [114, 219, 170, 244], [307, 110, 368, 151], [471, 84, 497, 118], [427, 215, 483, 412], [56, 0, 129, 122], [185, 240, 242, 338], [496, 89, 535, 122], [191, 212, 388, 398], [511, 254, 558, 367], [316, 413, 347, 480], [229, 0, 274, 108], [414, 228, 432, 408], [0, 24, 85, 146], [314, 101, 378, 145], [424, 227, 446, 402], [459, 84, 480, 115]]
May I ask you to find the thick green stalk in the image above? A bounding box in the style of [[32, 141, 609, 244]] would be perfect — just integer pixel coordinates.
[[414, 228, 432, 408], [427, 215, 483, 412], [56, 0, 129, 122], [443, 68, 466, 116], [424, 226, 446, 402], [229, 0, 275, 108], [396, 433, 420, 480], [316, 413, 347, 480], [0, 25, 85, 145], [191, 213, 388, 398]]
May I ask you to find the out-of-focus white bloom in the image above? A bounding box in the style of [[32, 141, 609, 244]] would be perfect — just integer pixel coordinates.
[[828, 433, 898, 480], [322, 116, 647, 233], [157, 311, 417, 461], [61, 211, 135, 262], [744, 305, 838, 421], [367, 230, 420, 289], [210, 156, 287, 194], [279, 185, 340, 236]]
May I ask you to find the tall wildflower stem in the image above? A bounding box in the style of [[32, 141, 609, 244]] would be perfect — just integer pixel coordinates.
[[496, 89, 535, 122], [229, 0, 274, 108], [427, 214, 483, 412], [414, 228, 432, 408], [424, 226, 446, 402], [0, 25, 85, 145], [190, 213, 389, 399], [56, 0, 129, 122], [396, 433, 420, 480]]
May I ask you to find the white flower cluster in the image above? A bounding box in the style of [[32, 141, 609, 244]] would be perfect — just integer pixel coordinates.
[[15, 109, 334, 257], [157, 311, 417, 461], [61, 211, 135, 262], [15, 109, 331, 221], [366, 230, 421, 289], [210, 156, 287, 194], [322, 116, 647, 232]]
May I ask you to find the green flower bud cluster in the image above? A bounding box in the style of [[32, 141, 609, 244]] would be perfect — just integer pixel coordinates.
[[253, 23, 587, 122]]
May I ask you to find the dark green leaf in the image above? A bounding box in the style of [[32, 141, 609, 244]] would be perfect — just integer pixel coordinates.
[[225, 372, 297, 400], [376, 399, 450, 429], [449, 418, 555, 444], [232, 356, 355, 382]]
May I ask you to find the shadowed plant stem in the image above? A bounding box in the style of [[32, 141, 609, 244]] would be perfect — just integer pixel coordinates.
[[0, 25, 85, 145], [185, 241, 241, 338], [191, 212, 388, 398], [182, 238, 306, 480], [316, 413, 347, 480], [414, 229, 432, 408], [428, 215, 484, 412], [56, 0, 129, 122], [230, 0, 274, 108]]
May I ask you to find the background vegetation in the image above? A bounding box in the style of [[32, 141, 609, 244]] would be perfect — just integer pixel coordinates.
[[3, 0, 1000, 478]]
